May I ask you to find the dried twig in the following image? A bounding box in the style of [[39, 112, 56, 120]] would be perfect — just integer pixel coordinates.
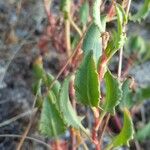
[[65, 19, 71, 57], [69, 15, 82, 37], [0, 134, 51, 149], [45, 32, 86, 95], [0, 109, 36, 128], [16, 108, 38, 150]]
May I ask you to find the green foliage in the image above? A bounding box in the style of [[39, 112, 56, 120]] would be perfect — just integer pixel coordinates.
[[120, 78, 133, 109], [32, 1, 149, 149], [75, 51, 100, 107], [136, 121, 150, 141], [32, 79, 43, 108], [143, 42, 150, 61], [140, 86, 150, 100], [45, 73, 61, 99], [103, 70, 122, 114], [93, 0, 104, 31], [82, 23, 102, 64], [59, 76, 88, 134], [60, 0, 70, 13], [120, 78, 150, 109], [106, 108, 134, 149], [32, 79, 42, 96], [33, 62, 45, 79], [125, 35, 146, 56], [79, 0, 89, 26], [106, 4, 127, 60], [39, 93, 66, 138], [131, 0, 150, 22]]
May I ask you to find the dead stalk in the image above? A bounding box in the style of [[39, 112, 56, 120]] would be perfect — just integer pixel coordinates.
[[65, 19, 71, 57], [0, 134, 51, 149], [16, 108, 38, 150]]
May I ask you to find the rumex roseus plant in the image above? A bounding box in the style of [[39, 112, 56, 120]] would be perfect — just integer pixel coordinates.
[[20, 0, 150, 150]]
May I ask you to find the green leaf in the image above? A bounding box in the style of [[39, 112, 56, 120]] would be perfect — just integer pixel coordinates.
[[79, 0, 89, 26], [125, 35, 146, 56], [105, 4, 126, 60], [39, 93, 66, 138], [82, 23, 102, 64], [130, 0, 150, 22], [103, 70, 122, 114], [59, 76, 88, 134], [32, 79, 42, 96], [120, 79, 150, 109], [45, 73, 61, 99], [106, 108, 134, 149], [116, 4, 127, 34], [133, 85, 150, 105], [120, 78, 134, 109], [75, 51, 100, 107], [32, 79, 43, 108], [140, 86, 150, 100], [136, 121, 150, 141], [92, 0, 103, 31]]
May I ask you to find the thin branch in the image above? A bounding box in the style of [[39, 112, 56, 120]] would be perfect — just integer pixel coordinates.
[[118, 46, 124, 78], [65, 19, 71, 57], [0, 134, 51, 149], [95, 111, 106, 132], [125, 0, 132, 17], [92, 108, 101, 150], [44, 32, 85, 97], [69, 15, 82, 37], [16, 77, 42, 150], [16, 108, 38, 150], [99, 114, 110, 146], [64, 0, 71, 58], [43, 0, 52, 24], [70, 76, 76, 150], [0, 34, 35, 84], [0, 109, 36, 128], [118, 0, 132, 79]]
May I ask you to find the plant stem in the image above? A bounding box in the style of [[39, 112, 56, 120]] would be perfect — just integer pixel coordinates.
[[54, 139, 61, 150], [118, 46, 123, 78], [43, 31, 86, 98], [64, 0, 71, 58], [99, 114, 110, 146], [16, 108, 38, 150], [95, 111, 106, 131], [118, 0, 132, 79], [70, 128, 76, 150], [70, 76, 76, 150], [92, 108, 104, 150], [0, 134, 51, 149], [69, 15, 82, 37], [65, 19, 71, 57], [0, 109, 36, 128], [43, 0, 52, 24]]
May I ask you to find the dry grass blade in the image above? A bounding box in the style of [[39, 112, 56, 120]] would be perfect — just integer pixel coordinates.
[[0, 109, 36, 128], [0, 134, 51, 149], [16, 108, 38, 150]]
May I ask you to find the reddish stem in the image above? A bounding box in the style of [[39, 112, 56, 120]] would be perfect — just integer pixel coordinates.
[[98, 54, 107, 81], [92, 109, 101, 150], [107, 1, 116, 21], [70, 78, 76, 150]]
